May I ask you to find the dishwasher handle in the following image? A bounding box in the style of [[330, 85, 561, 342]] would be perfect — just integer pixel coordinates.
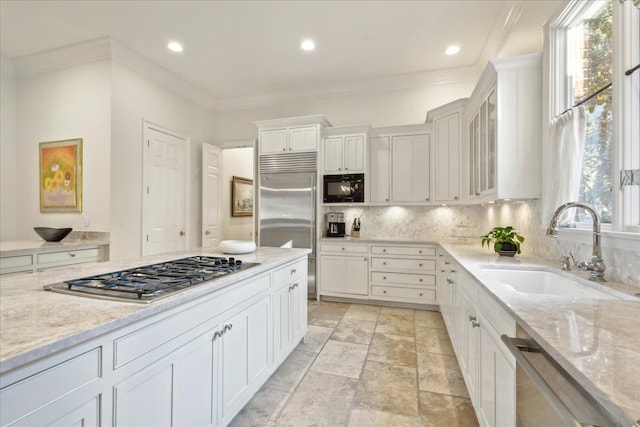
[[501, 335, 591, 427]]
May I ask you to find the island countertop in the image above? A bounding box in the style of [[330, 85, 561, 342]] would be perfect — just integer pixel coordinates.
[[0, 247, 310, 374], [439, 243, 640, 427]]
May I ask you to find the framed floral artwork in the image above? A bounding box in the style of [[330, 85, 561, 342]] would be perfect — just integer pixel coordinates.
[[39, 138, 83, 213], [231, 176, 253, 217]]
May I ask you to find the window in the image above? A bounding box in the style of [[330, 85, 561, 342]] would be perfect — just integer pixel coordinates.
[[548, 0, 640, 233]]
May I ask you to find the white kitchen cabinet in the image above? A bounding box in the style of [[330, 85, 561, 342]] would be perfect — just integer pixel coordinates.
[[255, 115, 331, 155], [438, 247, 516, 427], [369, 136, 391, 203], [322, 134, 366, 174], [463, 54, 541, 202], [391, 134, 430, 203], [219, 295, 271, 425], [272, 258, 308, 365], [0, 346, 102, 427], [1, 244, 108, 275], [319, 243, 369, 297], [259, 126, 317, 154]]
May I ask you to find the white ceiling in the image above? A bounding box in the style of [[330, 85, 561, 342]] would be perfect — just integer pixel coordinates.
[[0, 0, 560, 110]]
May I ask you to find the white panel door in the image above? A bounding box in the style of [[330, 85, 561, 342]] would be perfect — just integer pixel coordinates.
[[391, 134, 430, 203], [143, 124, 187, 256], [289, 126, 317, 152], [323, 137, 344, 173], [202, 143, 222, 248], [369, 136, 390, 203], [259, 129, 287, 154]]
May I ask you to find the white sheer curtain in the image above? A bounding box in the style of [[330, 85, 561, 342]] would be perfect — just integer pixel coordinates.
[[542, 106, 586, 224]]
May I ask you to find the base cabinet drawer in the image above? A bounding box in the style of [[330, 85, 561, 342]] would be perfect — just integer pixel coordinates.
[[371, 272, 435, 286], [371, 245, 436, 256], [37, 248, 101, 266], [320, 244, 368, 254], [371, 284, 436, 302], [371, 257, 435, 271], [0, 255, 34, 275]]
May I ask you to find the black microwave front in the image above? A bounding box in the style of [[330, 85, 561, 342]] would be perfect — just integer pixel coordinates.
[[323, 173, 364, 203]]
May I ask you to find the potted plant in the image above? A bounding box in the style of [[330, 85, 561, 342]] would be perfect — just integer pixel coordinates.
[[481, 226, 525, 257]]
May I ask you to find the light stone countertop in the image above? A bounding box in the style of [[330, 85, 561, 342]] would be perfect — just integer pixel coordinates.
[[439, 243, 640, 427], [0, 239, 110, 256], [0, 247, 310, 374]]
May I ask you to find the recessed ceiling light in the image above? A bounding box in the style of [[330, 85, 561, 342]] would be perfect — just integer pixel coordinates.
[[167, 41, 183, 53], [301, 39, 316, 52], [445, 45, 460, 56]]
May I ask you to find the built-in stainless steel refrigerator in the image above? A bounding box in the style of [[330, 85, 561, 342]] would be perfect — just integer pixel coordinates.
[[259, 172, 316, 298]]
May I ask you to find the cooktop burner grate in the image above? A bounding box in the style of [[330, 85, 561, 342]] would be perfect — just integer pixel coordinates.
[[45, 256, 260, 303]]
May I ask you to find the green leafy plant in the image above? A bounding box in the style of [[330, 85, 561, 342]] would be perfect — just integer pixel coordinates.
[[481, 226, 525, 254]]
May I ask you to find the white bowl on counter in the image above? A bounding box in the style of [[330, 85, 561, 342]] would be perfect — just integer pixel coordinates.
[[218, 240, 256, 254]]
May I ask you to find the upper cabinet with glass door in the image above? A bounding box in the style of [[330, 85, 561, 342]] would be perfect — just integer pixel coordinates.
[[463, 54, 542, 203]]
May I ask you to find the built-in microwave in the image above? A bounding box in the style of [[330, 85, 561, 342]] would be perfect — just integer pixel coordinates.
[[323, 173, 364, 204]]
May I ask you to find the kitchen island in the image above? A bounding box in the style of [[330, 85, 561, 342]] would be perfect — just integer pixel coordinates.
[[0, 247, 309, 426]]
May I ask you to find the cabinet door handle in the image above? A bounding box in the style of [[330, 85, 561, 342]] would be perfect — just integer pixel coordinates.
[[454, 196, 459, 200], [282, 148, 286, 152], [447, 279, 453, 284], [291, 268, 297, 274], [364, 258, 368, 261], [69, 253, 76, 258], [338, 167, 342, 171], [293, 283, 299, 289], [445, 261, 451, 265], [426, 198, 430, 202], [385, 198, 389, 202], [438, 254, 444, 257], [440, 269, 445, 273], [214, 330, 222, 340], [450, 269, 456, 273], [472, 321, 481, 328], [469, 315, 477, 322], [289, 147, 292, 151], [223, 324, 233, 333]]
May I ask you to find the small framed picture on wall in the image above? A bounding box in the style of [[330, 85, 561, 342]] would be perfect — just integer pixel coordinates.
[[231, 176, 253, 217], [39, 138, 83, 213]]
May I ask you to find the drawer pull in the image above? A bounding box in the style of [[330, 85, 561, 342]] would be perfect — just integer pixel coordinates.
[[382, 249, 387, 252], [469, 315, 477, 322], [472, 321, 481, 328], [383, 290, 387, 294], [383, 276, 387, 280], [440, 269, 445, 273], [438, 254, 444, 257], [364, 258, 368, 261], [342, 247, 345, 251], [419, 278, 423, 282], [419, 293, 423, 297], [291, 268, 297, 274], [445, 261, 451, 265], [450, 269, 456, 273], [69, 253, 76, 258], [419, 263, 423, 267], [419, 250, 423, 254], [447, 279, 453, 284], [383, 262, 387, 265]]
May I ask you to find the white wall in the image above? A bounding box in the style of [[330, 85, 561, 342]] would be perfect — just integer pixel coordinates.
[[221, 147, 254, 241], [15, 60, 112, 239], [1, 57, 18, 240], [211, 68, 479, 142], [110, 62, 216, 260]]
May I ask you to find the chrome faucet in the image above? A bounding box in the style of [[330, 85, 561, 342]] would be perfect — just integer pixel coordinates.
[[546, 202, 606, 282]]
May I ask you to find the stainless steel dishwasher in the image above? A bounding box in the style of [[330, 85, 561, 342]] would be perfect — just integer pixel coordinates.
[[501, 325, 617, 427]]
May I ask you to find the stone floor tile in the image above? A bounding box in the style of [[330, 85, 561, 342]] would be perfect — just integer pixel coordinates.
[[367, 332, 417, 368], [266, 350, 316, 393], [353, 360, 419, 416], [228, 386, 289, 427], [414, 309, 447, 329], [310, 340, 369, 378], [376, 313, 416, 337], [418, 391, 479, 426], [343, 304, 382, 322], [379, 306, 415, 319], [417, 352, 469, 398], [331, 318, 377, 345], [307, 301, 350, 327], [348, 408, 419, 427], [276, 371, 358, 426], [415, 326, 455, 356], [297, 324, 333, 353]]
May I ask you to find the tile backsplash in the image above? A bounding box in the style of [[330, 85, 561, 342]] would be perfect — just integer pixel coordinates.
[[324, 200, 639, 288]]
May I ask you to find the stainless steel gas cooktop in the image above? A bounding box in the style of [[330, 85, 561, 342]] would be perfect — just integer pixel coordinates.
[[44, 256, 260, 304]]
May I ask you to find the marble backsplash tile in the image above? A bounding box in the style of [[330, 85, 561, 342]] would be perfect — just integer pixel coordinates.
[[324, 201, 639, 288]]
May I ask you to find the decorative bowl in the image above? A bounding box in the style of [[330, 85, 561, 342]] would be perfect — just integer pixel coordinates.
[[218, 240, 256, 254], [34, 227, 73, 242]]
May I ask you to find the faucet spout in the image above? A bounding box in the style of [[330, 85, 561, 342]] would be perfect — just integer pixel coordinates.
[[546, 202, 606, 282]]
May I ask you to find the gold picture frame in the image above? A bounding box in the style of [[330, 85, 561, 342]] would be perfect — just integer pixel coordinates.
[[39, 138, 83, 213], [231, 176, 253, 217]]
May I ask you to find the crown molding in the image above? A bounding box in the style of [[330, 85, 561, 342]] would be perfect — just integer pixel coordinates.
[[11, 37, 216, 110], [212, 65, 480, 112], [476, 1, 525, 71]]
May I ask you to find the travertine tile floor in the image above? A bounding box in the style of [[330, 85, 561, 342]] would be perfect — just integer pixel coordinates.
[[229, 301, 479, 427]]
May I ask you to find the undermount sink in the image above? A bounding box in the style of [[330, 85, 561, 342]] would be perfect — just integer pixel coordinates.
[[477, 268, 619, 299]]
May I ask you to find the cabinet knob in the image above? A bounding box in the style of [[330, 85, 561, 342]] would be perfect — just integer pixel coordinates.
[[445, 261, 451, 265], [382, 249, 387, 252], [179, 231, 185, 236], [419, 263, 423, 267], [440, 269, 445, 273], [385, 198, 389, 202], [419, 250, 423, 254], [447, 279, 453, 284], [382, 262, 387, 265], [472, 321, 481, 328], [364, 258, 368, 261], [291, 268, 297, 274], [383, 276, 387, 280], [450, 269, 456, 273], [69, 253, 76, 258], [341, 247, 345, 251], [419, 293, 423, 297], [205, 230, 211, 235], [419, 278, 423, 282], [454, 196, 459, 200], [289, 147, 292, 151], [383, 290, 387, 294], [282, 148, 286, 152], [338, 167, 342, 171], [469, 315, 477, 322], [438, 254, 444, 257], [426, 198, 430, 202]]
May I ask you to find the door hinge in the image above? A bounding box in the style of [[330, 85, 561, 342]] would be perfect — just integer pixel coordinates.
[[146, 235, 149, 242], [147, 186, 149, 195], [147, 139, 150, 148], [620, 169, 640, 188]]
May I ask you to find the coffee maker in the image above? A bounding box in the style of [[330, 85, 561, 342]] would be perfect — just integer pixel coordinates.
[[326, 212, 346, 237]]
